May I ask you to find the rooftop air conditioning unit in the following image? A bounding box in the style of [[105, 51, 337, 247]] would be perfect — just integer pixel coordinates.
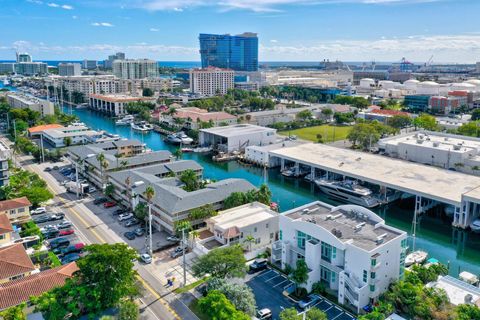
[[325, 214, 333, 220], [375, 233, 388, 244], [354, 222, 366, 231], [416, 139, 424, 144], [133, 181, 144, 188], [453, 145, 461, 150], [302, 209, 310, 214], [433, 142, 440, 147]]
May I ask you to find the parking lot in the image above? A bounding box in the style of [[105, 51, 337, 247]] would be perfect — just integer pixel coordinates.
[[247, 268, 356, 320]]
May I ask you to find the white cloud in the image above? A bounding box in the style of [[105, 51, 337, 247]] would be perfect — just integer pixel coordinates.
[[134, 0, 441, 12], [47, 2, 59, 7], [27, 0, 44, 4], [72, 15, 78, 19], [61, 4, 73, 10], [91, 22, 114, 27], [46, 2, 73, 10], [150, 28, 160, 32], [270, 39, 278, 43]]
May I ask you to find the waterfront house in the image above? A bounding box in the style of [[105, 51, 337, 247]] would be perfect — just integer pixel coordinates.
[[160, 107, 237, 130], [272, 201, 407, 313]]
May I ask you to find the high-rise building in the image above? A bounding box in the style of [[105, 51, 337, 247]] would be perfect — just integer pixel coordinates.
[[16, 53, 32, 63], [82, 60, 98, 70], [0, 63, 15, 75], [113, 59, 158, 79], [15, 62, 48, 76], [189, 67, 234, 96], [103, 52, 126, 69], [199, 32, 259, 72], [58, 63, 81, 76]]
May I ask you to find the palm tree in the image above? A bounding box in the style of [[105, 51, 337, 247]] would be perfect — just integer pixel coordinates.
[[190, 230, 200, 247], [114, 153, 121, 169], [143, 185, 155, 257], [180, 169, 199, 192], [257, 184, 272, 206], [173, 147, 183, 161], [243, 235, 255, 251], [96, 153, 106, 189], [125, 176, 132, 211], [120, 160, 129, 171], [100, 159, 109, 190]]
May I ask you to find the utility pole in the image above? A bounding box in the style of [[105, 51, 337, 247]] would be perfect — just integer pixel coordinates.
[[75, 161, 80, 199], [40, 134, 45, 163], [148, 203, 153, 257], [13, 119, 17, 141], [182, 227, 187, 287]]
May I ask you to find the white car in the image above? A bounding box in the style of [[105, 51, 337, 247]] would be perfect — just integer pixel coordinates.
[[57, 220, 73, 229], [88, 187, 97, 193], [118, 213, 134, 222], [31, 207, 47, 215], [140, 253, 152, 264], [256, 308, 272, 320], [166, 235, 180, 242], [40, 225, 58, 233]]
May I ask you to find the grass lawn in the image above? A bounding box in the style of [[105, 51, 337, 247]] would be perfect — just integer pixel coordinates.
[[279, 125, 352, 143], [173, 277, 208, 294]]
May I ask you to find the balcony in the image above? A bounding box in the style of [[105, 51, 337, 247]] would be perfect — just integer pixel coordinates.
[[271, 240, 282, 262]]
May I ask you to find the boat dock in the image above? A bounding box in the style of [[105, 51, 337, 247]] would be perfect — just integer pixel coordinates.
[[269, 143, 480, 229], [153, 125, 175, 135]]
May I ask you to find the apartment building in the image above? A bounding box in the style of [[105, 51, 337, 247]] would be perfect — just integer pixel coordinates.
[[41, 125, 102, 147], [82, 60, 97, 70], [0, 143, 9, 187], [160, 107, 237, 130], [89, 94, 156, 116], [46, 75, 125, 98], [15, 62, 48, 76], [273, 201, 407, 313], [113, 59, 158, 79], [123, 78, 173, 94], [0, 197, 32, 222], [0, 63, 15, 75], [189, 67, 234, 96], [6, 92, 55, 116], [58, 63, 81, 76]]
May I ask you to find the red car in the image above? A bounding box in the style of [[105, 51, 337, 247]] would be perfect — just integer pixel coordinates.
[[103, 201, 116, 208], [59, 229, 75, 236]]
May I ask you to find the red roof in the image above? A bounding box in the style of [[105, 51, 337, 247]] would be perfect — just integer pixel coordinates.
[[0, 197, 31, 212], [174, 107, 236, 122], [0, 262, 78, 310], [0, 214, 13, 235], [28, 124, 63, 134], [371, 109, 409, 116], [0, 244, 35, 281]]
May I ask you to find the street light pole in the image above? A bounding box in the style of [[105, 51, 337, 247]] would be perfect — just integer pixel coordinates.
[[182, 227, 187, 287], [148, 203, 153, 257], [75, 161, 80, 199]]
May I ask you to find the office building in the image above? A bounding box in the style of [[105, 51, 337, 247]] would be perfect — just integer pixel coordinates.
[[16, 53, 32, 63], [0, 63, 15, 75], [403, 95, 430, 111], [58, 63, 81, 76], [82, 60, 98, 70], [272, 201, 407, 313], [189, 67, 234, 96], [89, 94, 156, 116], [429, 95, 468, 114], [15, 62, 48, 76], [199, 32, 259, 72], [103, 52, 126, 69], [6, 92, 54, 116], [113, 59, 158, 79], [199, 124, 277, 153]]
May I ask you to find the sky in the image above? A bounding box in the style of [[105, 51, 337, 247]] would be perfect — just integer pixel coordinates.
[[1, 0, 480, 63]]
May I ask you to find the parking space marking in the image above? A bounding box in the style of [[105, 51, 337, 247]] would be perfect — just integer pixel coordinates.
[[257, 269, 276, 280], [272, 279, 289, 288], [264, 273, 282, 282]]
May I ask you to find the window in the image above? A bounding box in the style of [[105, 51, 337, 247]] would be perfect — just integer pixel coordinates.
[[363, 270, 368, 282], [18, 208, 25, 213], [270, 233, 274, 239], [332, 247, 337, 259], [297, 231, 306, 249], [321, 242, 332, 262], [370, 285, 375, 292], [0, 234, 4, 240], [331, 272, 336, 283], [371, 258, 377, 267], [370, 272, 376, 279], [254, 227, 257, 233], [279, 230, 282, 240], [256, 238, 261, 244], [320, 266, 331, 285], [266, 223, 269, 229], [401, 239, 407, 248]]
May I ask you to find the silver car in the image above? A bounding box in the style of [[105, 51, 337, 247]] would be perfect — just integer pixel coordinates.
[[298, 294, 321, 309]]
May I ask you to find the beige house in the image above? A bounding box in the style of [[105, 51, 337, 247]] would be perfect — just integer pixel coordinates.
[[0, 197, 31, 222], [0, 244, 36, 284], [0, 214, 13, 246]]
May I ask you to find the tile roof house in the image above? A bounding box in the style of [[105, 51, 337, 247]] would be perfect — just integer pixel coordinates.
[[0, 214, 14, 246], [0, 197, 32, 222], [0, 262, 79, 310], [0, 244, 36, 283]]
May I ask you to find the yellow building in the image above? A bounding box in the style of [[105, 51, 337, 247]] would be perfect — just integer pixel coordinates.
[[0, 244, 36, 284], [0, 214, 13, 246], [0, 197, 32, 222]]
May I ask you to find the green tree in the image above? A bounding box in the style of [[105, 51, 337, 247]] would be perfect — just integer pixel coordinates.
[[134, 202, 148, 221], [104, 183, 115, 197], [142, 88, 154, 97], [180, 169, 200, 192], [296, 110, 313, 121], [207, 278, 256, 316], [334, 112, 354, 124], [198, 290, 250, 320], [192, 245, 246, 279], [0, 303, 26, 320], [291, 259, 309, 295], [413, 113, 438, 131], [306, 308, 327, 320], [387, 114, 412, 129], [455, 304, 480, 320], [173, 147, 183, 160], [279, 307, 300, 320], [63, 136, 72, 147], [457, 121, 480, 137], [243, 235, 255, 251], [347, 122, 382, 150], [118, 300, 139, 320], [471, 109, 480, 121], [257, 184, 272, 206]]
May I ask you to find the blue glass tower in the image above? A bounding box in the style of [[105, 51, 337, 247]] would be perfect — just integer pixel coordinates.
[[199, 33, 258, 72]]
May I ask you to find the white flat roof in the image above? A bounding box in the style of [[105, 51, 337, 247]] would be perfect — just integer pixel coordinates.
[[270, 143, 480, 205], [200, 124, 275, 137], [429, 275, 480, 306], [380, 131, 480, 152], [210, 202, 277, 230]]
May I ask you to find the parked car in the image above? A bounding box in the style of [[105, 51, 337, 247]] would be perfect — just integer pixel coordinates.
[[256, 308, 272, 320], [56, 220, 72, 229], [170, 246, 185, 258], [31, 207, 47, 215], [59, 167, 72, 174], [61, 253, 80, 264], [298, 294, 321, 309], [49, 213, 65, 221], [53, 166, 59, 170], [48, 237, 70, 249], [40, 225, 58, 233], [113, 209, 126, 215], [249, 258, 268, 274], [88, 187, 97, 193], [103, 201, 116, 208], [55, 243, 85, 255], [166, 235, 180, 242], [124, 232, 136, 240], [140, 253, 152, 264], [134, 228, 145, 236], [124, 218, 140, 227], [118, 213, 134, 222], [60, 180, 69, 186], [33, 216, 50, 224], [59, 229, 75, 236], [44, 167, 52, 172], [93, 197, 108, 205], [43, 230, 60, 239]]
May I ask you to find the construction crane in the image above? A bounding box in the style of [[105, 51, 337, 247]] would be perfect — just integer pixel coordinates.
[[426, 55, 434, 67]]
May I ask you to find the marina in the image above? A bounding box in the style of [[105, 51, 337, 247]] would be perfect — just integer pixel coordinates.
[[64, 106, 480, 277]]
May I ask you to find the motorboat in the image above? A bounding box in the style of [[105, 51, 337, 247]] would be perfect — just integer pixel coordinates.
[[281, 167, 309, 178], [304, 173, 313, 182], [115, 114, 134, 125], [131, 121, 153, 132], [70, 121, 86, 127], [444, 205, 455, 217], [405, 250, 428, 267], [3, 79, 10, 86], [314, 178, 380, 208], [281, 169, 295, 177], [181, 147, 193, 153], [470, 219, 480, 233], [165, 132, 193, 145], [76, 103, 88, 109]]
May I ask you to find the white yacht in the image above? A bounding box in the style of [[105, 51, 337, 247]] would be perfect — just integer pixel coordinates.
[[165, 132, 193, 145], [470, 219, 480, 233], [131, 121, 153, 132], [314, 178, 380, 208], [115, 115, 134, 125], [70, 121, 86, 127], [405, 251, 428, 267]]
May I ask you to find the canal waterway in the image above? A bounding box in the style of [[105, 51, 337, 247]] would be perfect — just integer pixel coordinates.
[[68, 107, 480, 277]]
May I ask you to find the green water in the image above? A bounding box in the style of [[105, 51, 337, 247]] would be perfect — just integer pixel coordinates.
[[70, 107, 480, 277]]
